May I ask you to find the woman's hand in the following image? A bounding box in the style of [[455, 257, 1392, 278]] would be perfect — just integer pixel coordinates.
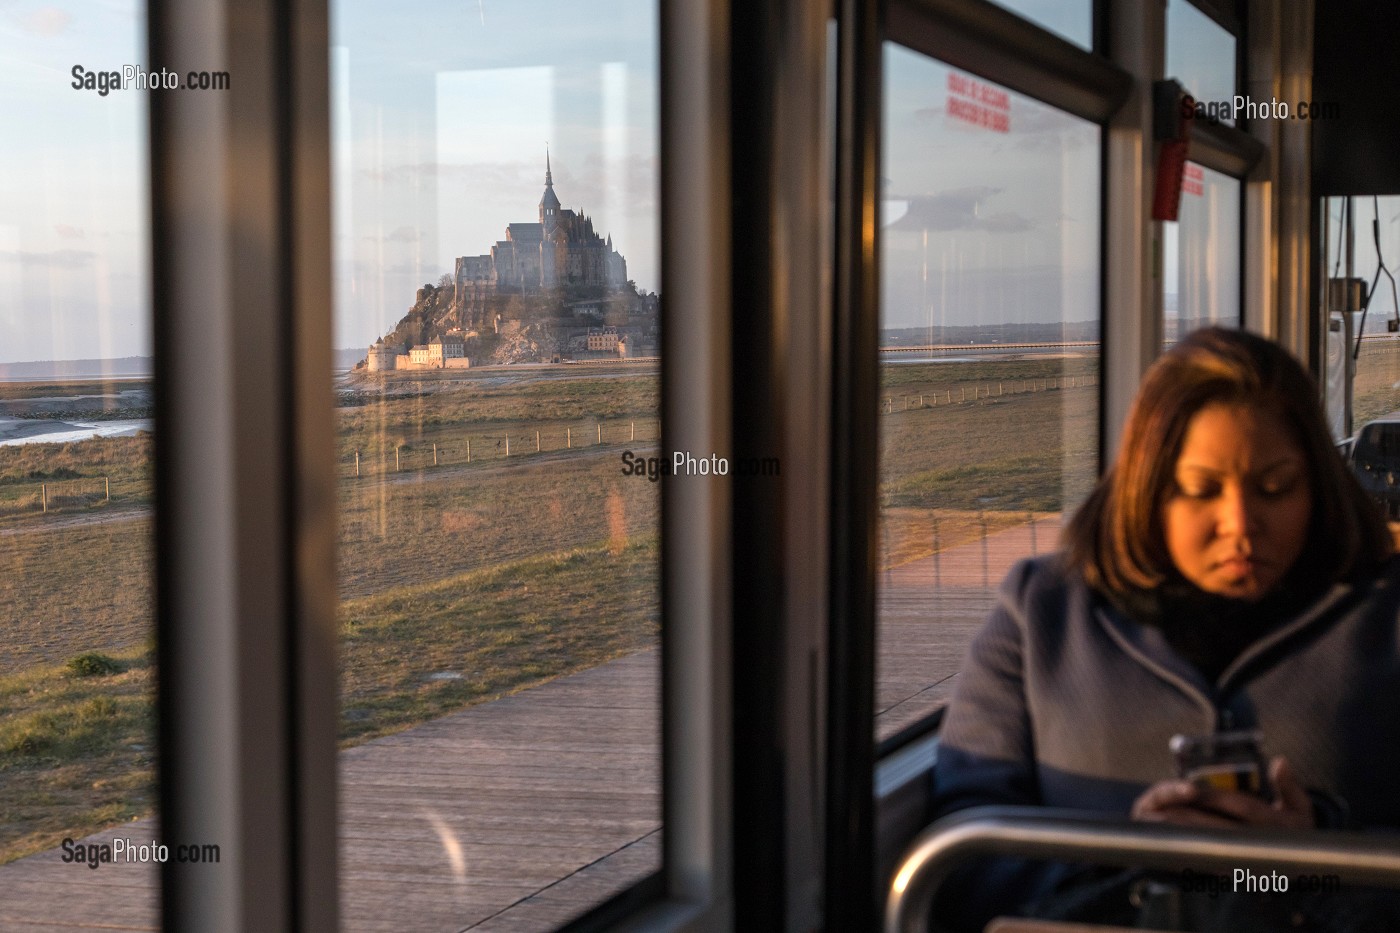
[[1130, 756, 1315, 830]]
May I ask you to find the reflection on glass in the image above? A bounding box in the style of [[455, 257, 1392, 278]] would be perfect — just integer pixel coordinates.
[[0, 0, 158, 927], [332, 3, 661, 928], [1167, 0, 1237, 125], [876, 45, 1100, 739], [1163, 161, 1240, 344], [988, 0, 1092, 50]]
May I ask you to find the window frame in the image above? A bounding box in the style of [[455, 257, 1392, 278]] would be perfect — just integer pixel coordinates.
[[149, 0, 747, 929]]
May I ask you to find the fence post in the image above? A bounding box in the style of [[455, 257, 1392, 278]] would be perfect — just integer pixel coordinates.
[[395, 446, 400, 472], [505, 435, 510, 457], [631, 421, 635, 441], [42, 483, 47, 513], [932, 514, 941, 590], [918, 394, 923, 408], [946, 390, 951, 403], [597, 422, 602, 444], [999, 381, 1003, 395], [960, 387, 965, 402], [979, 509, 989, 588], [536, 431, 541, 452], [105, 476, 110, 501], [567, 427, 571, 449], [355, 450, 360, 477], [467, 437, 472, 463], [433, 443, 438, 466]]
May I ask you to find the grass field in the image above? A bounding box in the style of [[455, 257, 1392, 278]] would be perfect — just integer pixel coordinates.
[[0, 355, 1093, 863], [1352, 340, 1400, 426]]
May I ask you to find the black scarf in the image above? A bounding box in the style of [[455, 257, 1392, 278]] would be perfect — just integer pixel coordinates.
[[1106, 575, 1326, 685]]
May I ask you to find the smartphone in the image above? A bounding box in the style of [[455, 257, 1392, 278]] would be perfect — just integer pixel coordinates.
[[1169, 730, 1268, 797]]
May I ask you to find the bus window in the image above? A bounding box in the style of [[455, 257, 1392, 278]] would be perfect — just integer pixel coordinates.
[[876, 45, 1100, 741], [330, 2, 662, 927], [0, 0, 159, 926], [1166, 0, 1237, 127], [1163, 162, 1241, 345], [985, 0, 1093, 51]]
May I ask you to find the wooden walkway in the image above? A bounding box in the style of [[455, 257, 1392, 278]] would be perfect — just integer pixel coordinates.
[[877, 514, 1062, 740], [0, 515, 1059, 932]]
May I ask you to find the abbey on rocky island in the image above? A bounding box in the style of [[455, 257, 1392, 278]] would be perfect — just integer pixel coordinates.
[[452, 153, 629, 311]]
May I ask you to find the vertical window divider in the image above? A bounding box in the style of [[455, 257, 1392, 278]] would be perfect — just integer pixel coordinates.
[[149, 0, 337, 927], [828, 0, 882, 928]]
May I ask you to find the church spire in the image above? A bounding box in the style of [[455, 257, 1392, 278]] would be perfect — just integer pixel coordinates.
[[539, 147, 562, 229]]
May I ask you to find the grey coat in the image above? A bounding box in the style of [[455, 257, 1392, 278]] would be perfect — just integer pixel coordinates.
[[931, 554, 1400, 928]]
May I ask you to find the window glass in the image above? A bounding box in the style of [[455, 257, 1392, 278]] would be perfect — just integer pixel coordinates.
[[1163, 161, 1240, 345], [0, 0, 158, 925], [1166, 0, 1237, 125], [331, 2, 661, 927], [1324, 196, 1400, 433], [877, 46, 1100, 739], [988, 0, 1093, 50]]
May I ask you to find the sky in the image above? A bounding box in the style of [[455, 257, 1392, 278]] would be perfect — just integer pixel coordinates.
[[4, 0, 1369, 362], [881, 44, 1101, 332], [0, 0, 658, 363], [0, 0, 150, 365]]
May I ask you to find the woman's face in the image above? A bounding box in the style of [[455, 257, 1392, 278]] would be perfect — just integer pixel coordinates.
[[1161, 401, 1311, 600]]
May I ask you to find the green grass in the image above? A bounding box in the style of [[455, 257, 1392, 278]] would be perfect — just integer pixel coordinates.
[[339, 537, 659, 744], [0, 646, 155, 863]]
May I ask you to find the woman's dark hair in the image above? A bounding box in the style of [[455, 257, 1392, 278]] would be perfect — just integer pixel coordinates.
[[1066, 326, 1392, 596]]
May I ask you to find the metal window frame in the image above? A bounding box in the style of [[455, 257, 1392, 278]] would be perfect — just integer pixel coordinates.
[[149, 0, 337, 928], [150, 0, 749, 929]]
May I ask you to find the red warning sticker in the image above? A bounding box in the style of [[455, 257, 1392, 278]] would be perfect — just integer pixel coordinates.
[[946, 72, 1010, 133], [1183, 163, 1204, 197]]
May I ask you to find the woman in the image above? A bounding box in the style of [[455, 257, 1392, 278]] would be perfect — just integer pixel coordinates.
[[931, 327, 1400, 931]]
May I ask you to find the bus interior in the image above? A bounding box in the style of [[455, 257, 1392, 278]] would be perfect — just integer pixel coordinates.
[[2, 0, 1400, 930]]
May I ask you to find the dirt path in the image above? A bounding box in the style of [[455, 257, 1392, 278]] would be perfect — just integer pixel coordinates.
[[0, 504, 150, 537]]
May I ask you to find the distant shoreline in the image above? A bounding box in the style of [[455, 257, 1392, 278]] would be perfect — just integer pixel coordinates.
[[0, 349, 365, 382]]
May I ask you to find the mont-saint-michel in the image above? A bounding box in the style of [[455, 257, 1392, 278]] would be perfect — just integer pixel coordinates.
[[360, 154, 659, 371]]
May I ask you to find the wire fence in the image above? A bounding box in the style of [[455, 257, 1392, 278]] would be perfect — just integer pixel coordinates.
[[880, 373, 1098, 414], [346, 417, 660, 479], [0, 476, 112, 515]]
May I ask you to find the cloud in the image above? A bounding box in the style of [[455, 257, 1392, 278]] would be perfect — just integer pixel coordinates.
[[18, 7, 71, 36], [383, 226, 421, 243], [0, 249, 97, 268], [358, 161, 536, 188], [884, 186, 1034, 234]]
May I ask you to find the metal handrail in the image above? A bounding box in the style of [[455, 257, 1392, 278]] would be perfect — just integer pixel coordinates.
[[886, 806, 1400, 933]]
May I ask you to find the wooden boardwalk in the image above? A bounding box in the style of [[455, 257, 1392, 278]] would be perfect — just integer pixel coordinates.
[[877, 514, 1062, 740], [0, 515, 1059, 931]]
